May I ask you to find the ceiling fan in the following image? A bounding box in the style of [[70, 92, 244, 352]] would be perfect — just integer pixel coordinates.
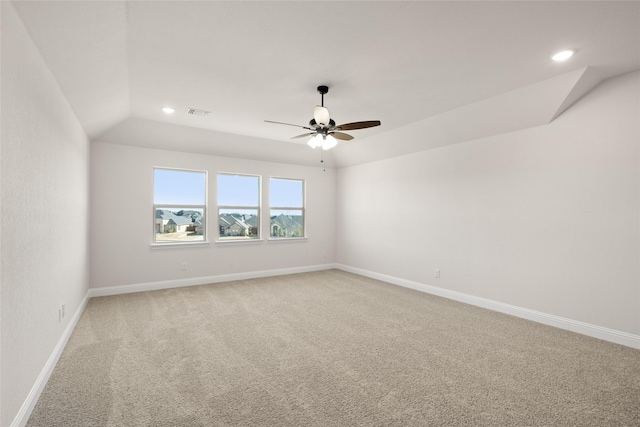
[[265, 85, 381, 150]]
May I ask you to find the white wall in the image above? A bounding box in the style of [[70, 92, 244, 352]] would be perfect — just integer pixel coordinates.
[[336, 71, 640, 337], [1, 3, 90, 426], [90, 142, 336, 289]]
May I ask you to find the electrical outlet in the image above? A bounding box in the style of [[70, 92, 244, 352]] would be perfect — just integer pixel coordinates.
[[435, 269, 441, 278], [181, 262, 187, 271]]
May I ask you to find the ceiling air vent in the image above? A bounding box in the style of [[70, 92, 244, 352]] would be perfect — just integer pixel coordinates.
[[186, 108, 212, 117]]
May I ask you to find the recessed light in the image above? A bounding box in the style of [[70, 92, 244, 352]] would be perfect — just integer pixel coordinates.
[[551, 49, 575, 62], [161, 107, 175, 114]]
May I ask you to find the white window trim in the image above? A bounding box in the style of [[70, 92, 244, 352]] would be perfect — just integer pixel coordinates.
[[269, 177, 306, 240], [152, 167, 208, 246], [217, 172, 262, 242]]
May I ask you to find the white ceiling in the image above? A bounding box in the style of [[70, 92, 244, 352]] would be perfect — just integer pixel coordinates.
[[11, 1, 640, 167]]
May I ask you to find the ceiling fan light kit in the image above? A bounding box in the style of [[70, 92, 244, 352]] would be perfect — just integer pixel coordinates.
[[307, 133, 338, 150], [266, 85, 381, 150]]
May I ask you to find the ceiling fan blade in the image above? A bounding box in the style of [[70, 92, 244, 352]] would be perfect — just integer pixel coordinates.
[[264, 120, 312, 130], [331, 132, 354, 141], [335, 120, 381, 131], [291, 132, 316, 139]]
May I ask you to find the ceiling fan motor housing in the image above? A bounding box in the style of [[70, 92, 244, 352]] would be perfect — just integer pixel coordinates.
[[309, 118, 336, 133]]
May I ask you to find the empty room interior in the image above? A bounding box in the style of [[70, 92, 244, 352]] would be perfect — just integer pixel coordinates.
[[2, 1, 639, 426]]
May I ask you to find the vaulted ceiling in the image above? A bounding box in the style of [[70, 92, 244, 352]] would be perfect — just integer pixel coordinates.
[[12, 1, 640, 167]]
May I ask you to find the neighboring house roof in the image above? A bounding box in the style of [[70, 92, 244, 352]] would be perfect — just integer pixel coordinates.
[[219, 216, 231, 227], [156, 209, 193, 226], [177, 210, 203, 223], [271, 214, 301, 229], [244, 215, 259, 228], [219, 214, 250, 230]]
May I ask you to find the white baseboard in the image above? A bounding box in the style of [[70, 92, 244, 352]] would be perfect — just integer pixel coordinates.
[[88, 263, 337, 297], [11, 292, 90, 427], [336, 264, 640, 350]]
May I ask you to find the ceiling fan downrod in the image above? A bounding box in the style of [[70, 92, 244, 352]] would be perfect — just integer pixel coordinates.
[[317, 85, 329, 107]]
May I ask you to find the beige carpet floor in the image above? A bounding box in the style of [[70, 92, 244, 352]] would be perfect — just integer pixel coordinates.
[[28, 269, 640, 426]]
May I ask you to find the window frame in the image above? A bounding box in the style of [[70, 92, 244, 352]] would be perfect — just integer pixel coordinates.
[[269, 177, 306, 240], [217, 172, 262, 242], [152, 167, 208, 246]]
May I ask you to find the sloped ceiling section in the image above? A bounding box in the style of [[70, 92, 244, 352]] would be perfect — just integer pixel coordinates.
[[331, 67, 603, 167], [11, 1, 640, 167], [549, 67, 604, 122], [12, 1, 130, 138], [97, 117, 336, 168]]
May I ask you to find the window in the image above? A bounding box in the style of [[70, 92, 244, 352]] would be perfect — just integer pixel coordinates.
[[270, 177, 304, 238], [153, 168, 207, 244], [217, 173, 260, 240]]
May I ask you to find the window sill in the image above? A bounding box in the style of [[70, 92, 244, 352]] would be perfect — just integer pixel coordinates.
[[215, 239, 264, 245], [151, 241, 210, 249], [268, 237, 308, 242]]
